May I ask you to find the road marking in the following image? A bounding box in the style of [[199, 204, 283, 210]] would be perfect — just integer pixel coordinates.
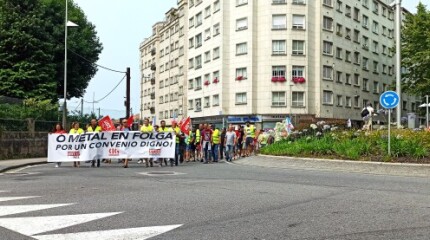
[[0, 212, 122, 236], [33, 224, 183, 240], [0, 196, 39, 202], [0, 203, 74, 217]]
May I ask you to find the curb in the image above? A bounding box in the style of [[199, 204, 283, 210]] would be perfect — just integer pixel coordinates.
[[0, 161, 47, 173], [257, 154, 430, 168]]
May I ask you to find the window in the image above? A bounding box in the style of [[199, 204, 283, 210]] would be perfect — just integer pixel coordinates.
[[195, 33, 202, 47], [188, 37, 194, 48], [236, 67, 247, 79], [213, 70, 220, 82], [195, 77, 202, 89], [179, 46, 184, 56], [292, 40, 305, 55], [336, 71, 342, 83], [323, 16, 333, 31], [204, 6, 211, 18], [236, 0, 248, 6], [345, 5, 351, 17], [204, 28, 211, 40], [362, 78, 369, 91], [354, 73, 360, 85], [373, 61, 378, 73], [372, 21, 379, 34], [235, 93, 247, 104], [213, 23, 220, 36], [336, 47, 342, 59], [204, 73, 210, 83], [373, 81, 379, 93], [353, 8, 360, 21], [236, 18, 248, 31], [213, 47, 220, 59], [204, 96, 210, 108], [204, 51, 211, 62], [345, 51, 351, 62], [354, 96, 360, 108], [372, 1, 379, 14], [372, 41, 378, 53], [346, 96, 352, 107], [323, 0, 332, 7], [323, 91, 333, 104], [179, 86, 183, 95], [195, 98, 202, 111], [188, 58, 194, 69], [293, 0, 305, 4], [273, 0, 286, 3], [382, 26, 387, 36], [159, 96, 164, 104], [159, 80, 164, 89], [195, 55, 202, 69], [382, 64, 387, 74], [292, 66, 305, 77], [323, 65, 333, 80], [214, 0, 220, 12], [159, 111, 164, 119], [353, 51, 360, 64], [189, 17, 194, 28], [336, 95, 343, 106], [362, 57, 369, 70], [336, 0, 342, 12], [336, 24, 343, 35], [272, 15, 287, 29], [345, 28, 351, 39], [195, 12, 203, 26], [323, 41, 333, 55], [353, 29, 360, 42], [188, 79, 194, 89], [363, 0, 369, 8], [272, 40, 286, 55], [292, 15, 305, 29], [272, 92, 286, 106], [272, 66, 286, 77], [213, 94, 219, 106], [362, 15, 369, 28], [236, 42, 247, 55], [292, 92, 305, 107]]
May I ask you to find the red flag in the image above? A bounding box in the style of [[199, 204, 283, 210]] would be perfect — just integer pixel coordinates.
[[180, 117, 191, 135], [127, 115, 134, 127], [98, 115, 116, 131]]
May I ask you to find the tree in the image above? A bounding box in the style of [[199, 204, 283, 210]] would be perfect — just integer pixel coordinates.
[[42, 0, 103, 100], [0, 0, 103, 102], [401, 3, 430, 96], [0, 0, 57, 100]]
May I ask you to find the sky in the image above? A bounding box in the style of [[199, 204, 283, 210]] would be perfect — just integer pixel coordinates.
[[70, 0, 426, 118]]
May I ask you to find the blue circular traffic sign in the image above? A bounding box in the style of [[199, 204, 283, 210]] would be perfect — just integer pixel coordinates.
[[379, 91, 399, 109]]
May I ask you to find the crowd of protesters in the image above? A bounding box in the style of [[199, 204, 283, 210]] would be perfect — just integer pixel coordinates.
[[51, 118, 274, 168]]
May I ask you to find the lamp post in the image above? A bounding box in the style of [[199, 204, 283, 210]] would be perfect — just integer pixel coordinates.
[[394, 0, 402, 128], [62, 0, 78, 129]]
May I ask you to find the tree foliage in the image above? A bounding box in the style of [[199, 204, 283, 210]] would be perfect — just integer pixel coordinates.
[[0, 0, 102, 102], [401, 3, 430, 95]]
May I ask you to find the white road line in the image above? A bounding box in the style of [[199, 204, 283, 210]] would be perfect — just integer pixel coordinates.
[[0, 196, 39, 202], [0, 203, 74, 217], [33, 224, 183, 240], [0, 212, 122, 236]]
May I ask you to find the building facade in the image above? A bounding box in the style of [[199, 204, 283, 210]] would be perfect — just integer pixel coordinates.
[[140, 0, 416, 128]]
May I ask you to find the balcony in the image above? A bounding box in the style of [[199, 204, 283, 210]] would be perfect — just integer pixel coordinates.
[[150, 107, 155, 114], [150, 63, 156, 71], [150, 77, 155, 85], [151, 48, 156, 56], [150, 93, 155, 99]]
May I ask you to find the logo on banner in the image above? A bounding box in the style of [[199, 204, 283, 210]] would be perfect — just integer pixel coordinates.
[[149, 148, 161, 156], [108, 148, 120, 156], [67, 151, 80, 158]]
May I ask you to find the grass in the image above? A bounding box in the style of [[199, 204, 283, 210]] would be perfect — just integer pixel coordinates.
[[260, 129, 430, 163]]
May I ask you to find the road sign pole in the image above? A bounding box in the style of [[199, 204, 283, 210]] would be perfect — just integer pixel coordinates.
[[388, 110, 391, 156]]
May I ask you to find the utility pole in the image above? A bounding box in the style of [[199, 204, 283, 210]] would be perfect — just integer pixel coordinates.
[[126, 67, 131, 118], [92, 92, 95, 115], [80, 98, 83, 117], [97, 108, 101, 119], [395, 0, 402, 128]]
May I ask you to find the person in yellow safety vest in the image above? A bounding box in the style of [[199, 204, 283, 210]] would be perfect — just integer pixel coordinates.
[[244, 121, 256, 157], [139, 118, 154, 167], [157, 120, 171, 167], [86, 119, 102, 167], [171, 120, 183, 166], [69, 122, 84, 168], [195, 124, 203, 162], [211, 125, 220, 162]]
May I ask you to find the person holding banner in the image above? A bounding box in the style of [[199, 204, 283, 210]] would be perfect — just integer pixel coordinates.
[[52, 123, 66, 168], [159, 120, 171, 167], [120, 119, 131, 168], [139, 118, 154, 167], [69, 122, 84, 168], [87, 119, 102, 168]]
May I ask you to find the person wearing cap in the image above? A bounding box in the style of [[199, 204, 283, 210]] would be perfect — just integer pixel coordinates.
[[244, 121, 256, 157]]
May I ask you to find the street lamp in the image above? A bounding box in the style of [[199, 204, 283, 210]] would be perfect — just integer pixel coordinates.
[[62, 0, 78, 129], [393, 0, 402, 128]]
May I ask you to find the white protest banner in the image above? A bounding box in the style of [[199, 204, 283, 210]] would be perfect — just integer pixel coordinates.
[[48, 131, 175, 162]]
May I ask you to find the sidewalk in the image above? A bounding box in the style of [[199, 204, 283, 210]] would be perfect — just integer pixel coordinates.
[[234, 155, 430, 177], [0, 158, 47, 173]]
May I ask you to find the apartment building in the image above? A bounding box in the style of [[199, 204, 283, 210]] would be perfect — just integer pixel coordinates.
[[140, 0, 416, 128]]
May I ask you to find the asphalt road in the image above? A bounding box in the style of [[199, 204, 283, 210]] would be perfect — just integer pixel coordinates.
[[0, 159, 429, 240]]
